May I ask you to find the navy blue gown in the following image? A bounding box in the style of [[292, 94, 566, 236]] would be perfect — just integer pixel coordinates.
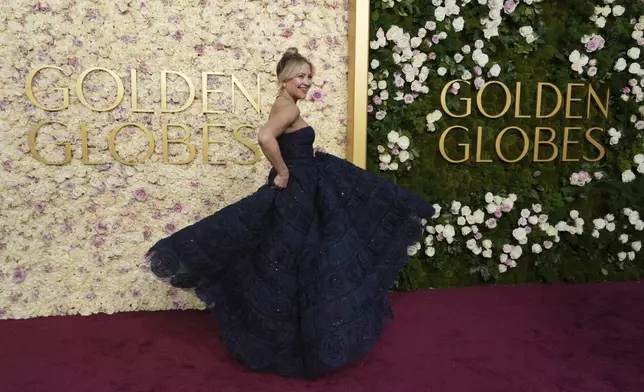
[[146, 126, 434, 378]]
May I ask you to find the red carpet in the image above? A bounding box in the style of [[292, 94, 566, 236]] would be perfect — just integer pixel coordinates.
[[1, 282, 643, 392]]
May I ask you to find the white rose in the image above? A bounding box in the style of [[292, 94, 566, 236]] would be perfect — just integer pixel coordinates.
[[389, 162, 399, 170], [452, 17, 465, 32], [397, 135, 410, 149], [519, 26, 534, 37], [454, 53, 464, 63], [462, 45, 471, 54], [619, 234, 629, 243], [595, 16, 606, 28], [461, 226, 472, 236], [513, 228, 527, 241], [498, 264, 508, 273], [615, 58, 627, 71], [532, 244, 543, 254], [593, 218, 606, 230], [407, 245, 418, 256], [502, 244, 512, 253], [485, 192, 494, 203], [569, 210, 579, 219], [629, 63, 642, 74], [475, 39, 484, 49], [613, 5, 625, 17], [387, 131, 400, 143], [473, 210, 485, 224], [443, 224, 456, 239], [425, 247, 436, 257], [622, 170, 636, 183], [633, 241, 642, 252], [500, 253, 509, 264], [628, 47, 641, 60], [482, 249, 492, 258], [509, 246, 523, 260], [451, 201, 462, 214], [482, 239, 492, 249], [457, 216, 467, 226], [466, 239, 477, 250], [370, 59, 380, 69], [489, 64, 501, 77], [618, 252, 627, 261], [434, 7, 447, 21], [437, 67, 447, 76], [398, 150, 410, 162], [635, 154, 644, 165], [379, 153, 392, 163]]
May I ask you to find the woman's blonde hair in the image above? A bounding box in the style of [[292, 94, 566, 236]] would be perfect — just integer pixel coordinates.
[[276, 47, 314, 86]]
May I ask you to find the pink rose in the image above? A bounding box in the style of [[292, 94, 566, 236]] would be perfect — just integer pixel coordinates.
[[585, 35, 605, 53], [474, 77, 485, 89], [503, 0, 517, 14]]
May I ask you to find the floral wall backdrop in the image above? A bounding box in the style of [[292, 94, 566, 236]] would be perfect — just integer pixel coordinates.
[[0, 1, 348, 319], [369, 0, 644, 289]]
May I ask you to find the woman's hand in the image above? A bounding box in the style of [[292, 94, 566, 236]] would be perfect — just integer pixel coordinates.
[[273, 171, 289, 189]]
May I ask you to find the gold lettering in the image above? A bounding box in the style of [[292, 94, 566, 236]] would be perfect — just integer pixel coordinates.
[[107, 123, 155, 165], [25, 66, 70, 111], [533, 127, 558, 162], [161, 71, 196, 113], [202, 124, 227, 165], [535, 83, 563, 118], [130, 69, 154, 113], [80, 123, 105, 165], [76, 67, 125, 112], [477, 81, 512, 118], [565, 83, 585, 119], [231, 124, 261, 165], [28, 121, 72, 165], [202, 72, 225, 114], [231, 73, 261, 114], [584, 127, 606, 162], [514, 82, 531, 118], [587, 85, 610, 119], [475, 126, 492, 163], [439, 126, 470, 163], [162, 124, 197, 164], [495, 126, 529, 163], [440, 79, 471, 118], [561, 127, 581, 162]]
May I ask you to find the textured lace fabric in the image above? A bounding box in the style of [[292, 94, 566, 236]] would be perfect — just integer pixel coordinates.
[[146, 126, 435, 378]]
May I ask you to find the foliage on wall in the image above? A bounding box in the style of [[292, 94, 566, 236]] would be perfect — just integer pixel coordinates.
[[368, 0, 644, 289]]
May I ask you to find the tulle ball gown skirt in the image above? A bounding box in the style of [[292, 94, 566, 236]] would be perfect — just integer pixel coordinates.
[[145, 126, 435, 378]]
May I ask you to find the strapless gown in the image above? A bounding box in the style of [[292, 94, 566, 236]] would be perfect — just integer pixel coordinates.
[[146, 126, 435, 378]]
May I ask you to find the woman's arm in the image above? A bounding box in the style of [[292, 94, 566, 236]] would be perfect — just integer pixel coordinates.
[[257, 102, 299, 177]]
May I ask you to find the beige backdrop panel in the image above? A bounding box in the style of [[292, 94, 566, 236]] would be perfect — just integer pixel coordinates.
[[0, 1, 348, 319]]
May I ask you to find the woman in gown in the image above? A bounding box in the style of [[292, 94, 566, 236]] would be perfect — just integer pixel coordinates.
[[145, 47, 435, 379]]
